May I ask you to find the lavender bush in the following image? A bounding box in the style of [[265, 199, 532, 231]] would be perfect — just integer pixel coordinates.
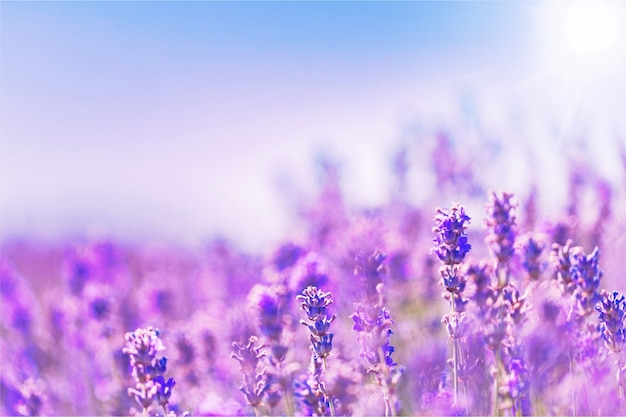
[[1, 132, 626, 417]]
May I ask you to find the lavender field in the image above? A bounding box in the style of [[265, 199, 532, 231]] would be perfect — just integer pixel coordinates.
[[2, 1, 626, 416], [2, 132, 626, 416]]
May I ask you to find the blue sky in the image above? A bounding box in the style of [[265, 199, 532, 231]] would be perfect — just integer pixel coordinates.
[[1, 1, 624, 251]]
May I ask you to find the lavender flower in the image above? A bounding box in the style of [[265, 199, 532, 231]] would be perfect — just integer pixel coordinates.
[[354, 250, 388, 303], [248, 284, 287, 344], [351, 292, 404, 416], [293, 369, 331, 416], [570, 246, 602, 320], [485, 191, 517, 272], [552, 241, 603, 320], [296, 286, 337, 416], [516, 232, 546, 282], [551, 239, 577, 294], [432, 204, 472, 408], [231, 336, 268, 410], [596, 290, 626, 412], [298, 286, 336, 361], [500, 356, 531, 416], [290, 253, 330, 295], [15, 378, 47, 417], [123, 326, 177, 415], [432, 204, 472, 270], [273, 243, 305, 272], [596, 290, 626, 354]]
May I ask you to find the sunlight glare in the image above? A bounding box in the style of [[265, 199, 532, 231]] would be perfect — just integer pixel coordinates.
[[535, 0, 626, 82], [563, 0, 620, 55]]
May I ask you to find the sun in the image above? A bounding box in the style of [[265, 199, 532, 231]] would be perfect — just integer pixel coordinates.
[[563, 0, 620, 55], [534, 0, 626, 81], [526, 0, 626, 140]]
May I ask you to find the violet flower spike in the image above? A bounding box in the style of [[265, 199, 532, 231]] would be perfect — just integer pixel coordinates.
[[231, 336, 269, 411], [432, 204, 472, 409], [122, 326, 176, 416], [351, 287, 404, 417], [596, 290, 626, 412], [297, 286, 337, 416]]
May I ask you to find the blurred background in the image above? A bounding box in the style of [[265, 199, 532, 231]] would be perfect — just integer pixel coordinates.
[[2, 0, 625, 252]]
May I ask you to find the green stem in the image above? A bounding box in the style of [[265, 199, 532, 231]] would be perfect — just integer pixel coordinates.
[[320, 356, 335, 417], [463, 380, 470, 416], [493, 347, 501, 417], [617, 355, 624, 415], [282, 387, 294, 417], [328, 395, 337, 417], [381, 378, 396, 417], [568, 349, 577, 417], [451, 295, 459, 405]]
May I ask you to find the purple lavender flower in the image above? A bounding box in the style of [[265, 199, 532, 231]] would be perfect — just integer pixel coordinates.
[[596, 290, 626, 354], [354, 250, 388, 303], [248, 284, 286, 343], [290, 253, 330, 295], [432, 204, 472, 270], [296, 286, 338, 416], [465, 261, 495, 317], [231, 336, 268, 409], [552, 241, 603, 320], [293, 371, 331, 416], [273, 243, 305, 272], [432, 204, 472, 409], [351, 299, 404, 417], [123, 326, 177, 415], [485, 191, 517, 269], [570, 246, 602, 319], [501, 356, 531, 416], [14, 378, 47, 417], [516, 232, 546, 282], [551, 239, 577, 294]]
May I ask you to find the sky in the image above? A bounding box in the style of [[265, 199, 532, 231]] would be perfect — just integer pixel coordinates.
[[2, 1, 625, 251]]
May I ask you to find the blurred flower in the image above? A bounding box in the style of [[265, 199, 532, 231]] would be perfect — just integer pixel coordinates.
[[551, 239, 577, 294], [485, 191, 517, 268], [14, 378, 47, 417], [230, 336, 268, 408], [351, 295, 404, 416], [272, 243, 305, 272], [354, 249, 388, 303], [570, 246, 602, 319], [516, 232, 547, 282], [596, 290, 626, 354], [290, 253, 330, 295], [248, 284, 287, 343]]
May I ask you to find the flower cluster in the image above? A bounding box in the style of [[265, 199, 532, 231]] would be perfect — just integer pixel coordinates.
[[551, 240, 603, 321], [432, 205, 472, 408], [432, 204, 472, 273], [485, 191, 517, 269], [298, 286, 336, 361], [122, 326, 177, 415], [351, 300, 404, 416], [248, 284, 288, 356], [570, 246, 603, 320], [596, 290, 626, 354], [296, 286, 337, 415], [231, 336, 268, 410], [351, 250, 404, 417], [516, 232, 546, 282]]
